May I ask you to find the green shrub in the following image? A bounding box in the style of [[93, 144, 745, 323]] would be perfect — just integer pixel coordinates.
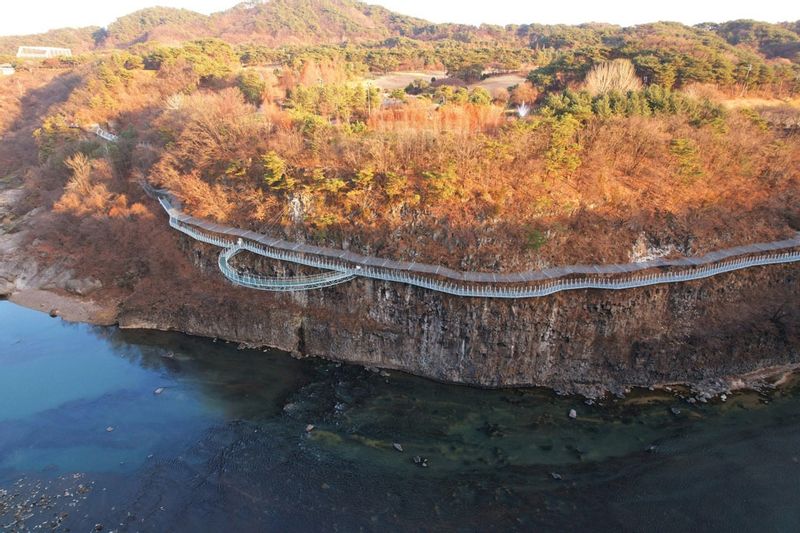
[[669, 138, 704, 179], [525, 228, 548, 251], [237, 70, 266, 106]]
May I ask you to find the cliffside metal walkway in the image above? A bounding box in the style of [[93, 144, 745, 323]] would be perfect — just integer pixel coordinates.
[[103, 128, 800, 298], [219, 243, 356, 291], [154, 189, 800, 298]]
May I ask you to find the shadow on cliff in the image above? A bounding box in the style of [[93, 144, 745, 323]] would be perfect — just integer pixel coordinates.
[[0, 69, 83, 176]]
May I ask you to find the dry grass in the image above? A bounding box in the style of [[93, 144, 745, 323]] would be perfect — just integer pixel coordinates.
[[364, 71, 447, 91], [367, 100, 505, 135], [719, 96, 800, 110], [470, 73, 528, 92]]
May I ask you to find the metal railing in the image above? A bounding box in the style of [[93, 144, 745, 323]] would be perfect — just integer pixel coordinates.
[[218, 243, 355, 291], [98, 129, 800, 298], [164, 209, 800, 298], [91, 125, 119, 142]]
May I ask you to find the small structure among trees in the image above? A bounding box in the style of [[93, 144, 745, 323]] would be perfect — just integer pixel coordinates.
[[16, 46, 72, 59]]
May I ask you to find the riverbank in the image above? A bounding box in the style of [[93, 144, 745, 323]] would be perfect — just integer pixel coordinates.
[[2, 174, 799, 398], [7, 289, 117, 325], [5, 287, 800, 402]]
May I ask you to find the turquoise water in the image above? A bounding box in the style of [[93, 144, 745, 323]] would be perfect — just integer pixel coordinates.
[[1, 300, 800, 531]]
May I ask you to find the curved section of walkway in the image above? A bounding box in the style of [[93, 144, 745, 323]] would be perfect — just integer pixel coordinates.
[[219, 242, 356, 291]]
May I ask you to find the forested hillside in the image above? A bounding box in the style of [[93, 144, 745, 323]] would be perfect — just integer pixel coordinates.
[[2, 0, 799, 272]]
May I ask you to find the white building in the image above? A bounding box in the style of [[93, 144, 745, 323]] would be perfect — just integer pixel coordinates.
[[16, 46, 72, 59], [0, 64, 14, 76]]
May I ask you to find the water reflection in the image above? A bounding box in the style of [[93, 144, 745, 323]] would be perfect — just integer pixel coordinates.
[[104, 327, 315, 420], [2, 301, 800, 531]]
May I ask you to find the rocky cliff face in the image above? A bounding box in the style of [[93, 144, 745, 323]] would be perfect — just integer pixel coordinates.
[[116, 237, 800, 396]]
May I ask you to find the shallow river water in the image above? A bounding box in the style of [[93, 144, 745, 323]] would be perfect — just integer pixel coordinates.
[[1, 300, 800, 532]]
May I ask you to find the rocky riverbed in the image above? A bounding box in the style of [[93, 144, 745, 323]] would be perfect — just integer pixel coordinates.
[[3, 301, 800, 531]]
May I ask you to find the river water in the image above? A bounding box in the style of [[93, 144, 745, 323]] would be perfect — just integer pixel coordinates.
[[1, 300, 799, 532]]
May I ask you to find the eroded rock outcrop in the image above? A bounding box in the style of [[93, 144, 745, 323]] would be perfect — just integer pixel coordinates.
[[116, 237, 800, 396]]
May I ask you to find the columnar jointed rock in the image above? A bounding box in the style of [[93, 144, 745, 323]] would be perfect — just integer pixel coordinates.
[[117, 235, 800, 397]]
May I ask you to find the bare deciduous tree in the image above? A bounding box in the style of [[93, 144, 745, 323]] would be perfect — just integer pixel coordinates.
[[584, 59, 642, 95]]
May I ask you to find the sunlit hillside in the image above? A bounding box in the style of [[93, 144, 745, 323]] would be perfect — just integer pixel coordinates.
[[1, 0, 798, 272]]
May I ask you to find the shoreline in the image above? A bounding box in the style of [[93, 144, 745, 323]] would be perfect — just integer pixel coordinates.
[[7, 288, 118, 326], [4, 287, 799, 402]]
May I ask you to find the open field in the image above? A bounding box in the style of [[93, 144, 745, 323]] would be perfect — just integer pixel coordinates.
[[719, 96, 800, 109], [364, 71, 447, 90], [470, 73, 528, 91], [363, 71, 529, 92]]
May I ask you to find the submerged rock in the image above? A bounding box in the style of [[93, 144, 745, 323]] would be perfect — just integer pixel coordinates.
[[412, 456, 429, 467]]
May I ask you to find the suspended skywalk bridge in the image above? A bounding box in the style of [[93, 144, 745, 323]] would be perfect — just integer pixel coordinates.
[[102, 128, 800, 298]]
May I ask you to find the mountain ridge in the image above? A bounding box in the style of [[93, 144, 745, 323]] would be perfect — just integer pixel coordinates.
[[0, 0, 437, 54], [2, 0, 797, 60]]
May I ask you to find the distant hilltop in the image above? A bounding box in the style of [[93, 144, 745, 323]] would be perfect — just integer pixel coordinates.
[[0, 0, 798, 61]]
